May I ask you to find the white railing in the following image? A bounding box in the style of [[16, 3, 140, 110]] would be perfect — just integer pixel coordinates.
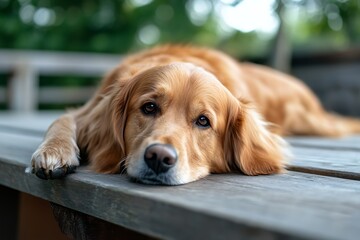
[[0, 49, 122, 112]]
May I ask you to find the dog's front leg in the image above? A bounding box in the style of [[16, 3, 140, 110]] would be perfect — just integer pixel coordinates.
[[31, 113, 79, 179]]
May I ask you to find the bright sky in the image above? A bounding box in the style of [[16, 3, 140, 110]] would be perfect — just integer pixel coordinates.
[[132, 0, 279, 35], [133, 0, 280, 45], [218, 0, 279, 34]]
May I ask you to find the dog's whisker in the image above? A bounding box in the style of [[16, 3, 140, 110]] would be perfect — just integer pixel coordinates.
[[118, 155, 132, 175], [120, 153, 137, 175]]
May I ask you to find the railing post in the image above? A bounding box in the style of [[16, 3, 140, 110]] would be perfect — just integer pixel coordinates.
[[9, 63, 38, 112], [269, 0, 292, 73]]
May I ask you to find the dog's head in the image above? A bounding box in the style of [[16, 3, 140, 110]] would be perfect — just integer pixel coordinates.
[[112, 63, 287, 185]]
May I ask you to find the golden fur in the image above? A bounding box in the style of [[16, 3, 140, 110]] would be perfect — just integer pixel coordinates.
[[31, 45, 360, 185]]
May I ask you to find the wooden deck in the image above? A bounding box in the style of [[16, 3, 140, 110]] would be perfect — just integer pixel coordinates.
[[0, 112, 359, 240]]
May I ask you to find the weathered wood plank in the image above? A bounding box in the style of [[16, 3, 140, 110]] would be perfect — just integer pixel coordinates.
[[0, 132, 42, 164], [287, 135, 360, 151], [39, 87, 96, 104], [0, 86, 96, 105], [51, 203, 154, 240], [0, 131, 360, 240], [290, 146, 360, 180], [0, 112, 60, 133]]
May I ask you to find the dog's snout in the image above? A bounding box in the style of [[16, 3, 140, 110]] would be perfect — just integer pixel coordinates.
[[144, 144, 178, 174]]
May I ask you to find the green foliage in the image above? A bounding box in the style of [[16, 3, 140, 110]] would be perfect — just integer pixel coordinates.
[[286, 0, 360, 53], [1, 0, 359, 57], [0, 0, 272, 57], [39, 75, 99, 87]]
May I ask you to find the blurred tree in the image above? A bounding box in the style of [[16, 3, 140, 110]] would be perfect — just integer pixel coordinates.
[[0, 0, 218, 53], [283, 0, 360, 54], [0, 0, 359, 57], [0, 0, 278, 57]]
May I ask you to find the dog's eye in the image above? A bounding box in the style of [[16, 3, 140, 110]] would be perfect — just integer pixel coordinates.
[[196, 115, 211, 128], [141, 102, 158, 115]]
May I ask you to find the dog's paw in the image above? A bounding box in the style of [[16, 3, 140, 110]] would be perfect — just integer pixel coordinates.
[[31, 139, 79, 180]]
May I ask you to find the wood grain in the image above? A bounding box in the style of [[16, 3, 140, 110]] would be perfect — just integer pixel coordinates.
[[0, 112, 60, 133], [287, 135, 360, 151], [289, 146, 360, 180], [0, 130, 360, 240], [51, 203, 153, 240]]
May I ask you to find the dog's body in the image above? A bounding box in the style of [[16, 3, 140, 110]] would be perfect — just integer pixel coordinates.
[[31, 45, 360, 185]]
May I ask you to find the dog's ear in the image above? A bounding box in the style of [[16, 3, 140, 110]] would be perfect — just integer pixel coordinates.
[[75, 68, 132, 173], [224, 98, 287, 175], [111, 75, 138, 155]]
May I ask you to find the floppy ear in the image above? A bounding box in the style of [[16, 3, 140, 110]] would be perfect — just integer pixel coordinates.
[[111, 77, 137, 156], [74, 68, 132, 173], [224, 99, 288, 175]]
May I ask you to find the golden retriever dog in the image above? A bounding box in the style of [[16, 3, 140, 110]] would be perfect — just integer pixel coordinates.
[[31, 45, 360, 185]]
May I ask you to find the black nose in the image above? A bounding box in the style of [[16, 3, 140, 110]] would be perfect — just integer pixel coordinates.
[[144, 144, 178, 174]]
